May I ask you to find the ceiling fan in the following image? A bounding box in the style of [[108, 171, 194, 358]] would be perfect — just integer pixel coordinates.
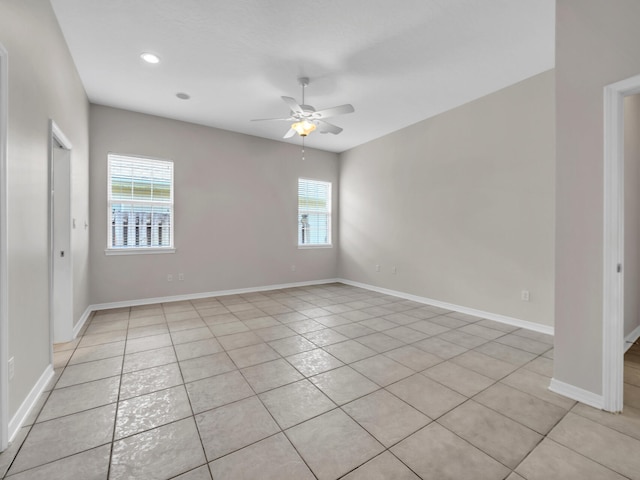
[[251, 77, 355, 138]]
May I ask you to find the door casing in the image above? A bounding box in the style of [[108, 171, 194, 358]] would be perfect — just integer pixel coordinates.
[[49, 121, 73, 349], [0, 41, 9, 453], [603, 73, 640, 412]]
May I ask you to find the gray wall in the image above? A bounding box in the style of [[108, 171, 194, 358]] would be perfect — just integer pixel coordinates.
[[555, 0, 640, 394], [624, 94, 640, 338], [89, 105, 339, 305], [0, 0, 89, 417], [339, 70, 555, 327]]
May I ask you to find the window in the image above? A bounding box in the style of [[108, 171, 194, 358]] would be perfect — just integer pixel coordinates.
[[298, 178, 331, 247], [107, 154, 174, 252]]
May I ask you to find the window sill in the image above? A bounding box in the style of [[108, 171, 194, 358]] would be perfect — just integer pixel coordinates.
[[298, 244, 333, 249], [105, 248, 176, 256]]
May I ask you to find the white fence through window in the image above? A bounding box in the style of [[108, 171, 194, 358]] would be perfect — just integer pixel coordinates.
[[108, 154, 174, 250], [111, 207, 171, 248]]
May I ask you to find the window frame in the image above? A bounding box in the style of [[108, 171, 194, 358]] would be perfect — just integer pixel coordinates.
[[297, 177, 332, 248], [106, 153, 175, 255]]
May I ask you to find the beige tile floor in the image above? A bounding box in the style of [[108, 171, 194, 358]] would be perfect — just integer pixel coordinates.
[[1, 283, 640, 479]]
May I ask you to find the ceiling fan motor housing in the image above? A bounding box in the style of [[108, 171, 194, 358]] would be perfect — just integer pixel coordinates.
[[251, 77, 353, 138]]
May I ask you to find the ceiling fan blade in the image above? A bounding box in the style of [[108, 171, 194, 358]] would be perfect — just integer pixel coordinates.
[[281, 96, 303, 114], [250, 117, 294, 122], [283, 128, 296, 139], [314, 104, 354, 119], [317, 120, 343, 135]]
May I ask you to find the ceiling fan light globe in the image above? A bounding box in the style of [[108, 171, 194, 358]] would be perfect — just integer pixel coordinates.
[[291, 120, 316, 136]]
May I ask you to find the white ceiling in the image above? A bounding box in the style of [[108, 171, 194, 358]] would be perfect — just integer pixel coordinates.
[[50, 0, 555, 153]]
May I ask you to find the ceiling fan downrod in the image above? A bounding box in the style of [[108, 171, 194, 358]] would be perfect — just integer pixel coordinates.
[[299, 77, 309, 106]]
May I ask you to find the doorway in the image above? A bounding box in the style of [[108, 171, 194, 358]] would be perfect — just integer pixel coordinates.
[[624, 341, 640, 408], [603, 73, 640, 412], [49, 121, 73, 346], [623, 93, 640, 408]]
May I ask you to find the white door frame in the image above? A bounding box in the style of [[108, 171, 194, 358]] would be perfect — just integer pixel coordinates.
[[0, 42, 9, 452], [49, 121, 73, 351], [602, 73, 640, 412]]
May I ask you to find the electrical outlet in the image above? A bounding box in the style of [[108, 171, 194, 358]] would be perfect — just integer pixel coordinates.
[[167, 274, 173, 282], [291, 265, 296, 272], [8, 357, 14, 380], [521, 290, 530, 301], [392, 266, 397, 274], [375, 264, 380, 272], [178, 273, 184, 281]]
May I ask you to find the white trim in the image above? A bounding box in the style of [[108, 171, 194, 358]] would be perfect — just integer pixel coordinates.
[[86, 278, 553, 336], [298, 177, 332, 247], [49, 121, 74, 348], [51, 121, 72, 150], [0, 41, 9, 453], [73, 306, 93, 339], [107, 154, 174, 251], [104, 247, 176, 256], [602, 73, 640, 412], [549, 378, 604, 410], [625, 324, 640, 353], [89, 278, 341, 311], [338, 278, 554, 335], [8, 365, 54, 443]]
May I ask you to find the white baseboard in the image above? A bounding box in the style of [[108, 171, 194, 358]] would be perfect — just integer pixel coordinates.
[[549, 378, 603, 410], [87, 277, 553, 338], [72, 306, 93, 339], [89, 278, 341, 312], [337, 278, 554, 336], [9, 279, 557, 451], [8, 364, 53, 442], [625, 324, 640, 353]]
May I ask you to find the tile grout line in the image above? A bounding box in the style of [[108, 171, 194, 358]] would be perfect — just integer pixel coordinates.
[[171, 299, 216, 479], [2, 310, 109, 479], [232, 341, 322, 480], [3, 284, 568, 479], [105, 305, 132, 480]]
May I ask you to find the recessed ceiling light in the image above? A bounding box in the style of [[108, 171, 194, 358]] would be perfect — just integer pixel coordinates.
[[176, 92, 190, 100], [140, 52, 160, 64]]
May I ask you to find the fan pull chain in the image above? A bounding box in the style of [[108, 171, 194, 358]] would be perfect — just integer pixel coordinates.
[[302, 80, 306, 160]]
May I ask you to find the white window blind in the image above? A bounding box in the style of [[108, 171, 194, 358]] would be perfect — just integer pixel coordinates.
[[298, 178, 331, 246], [107, 154, 174, 250]]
